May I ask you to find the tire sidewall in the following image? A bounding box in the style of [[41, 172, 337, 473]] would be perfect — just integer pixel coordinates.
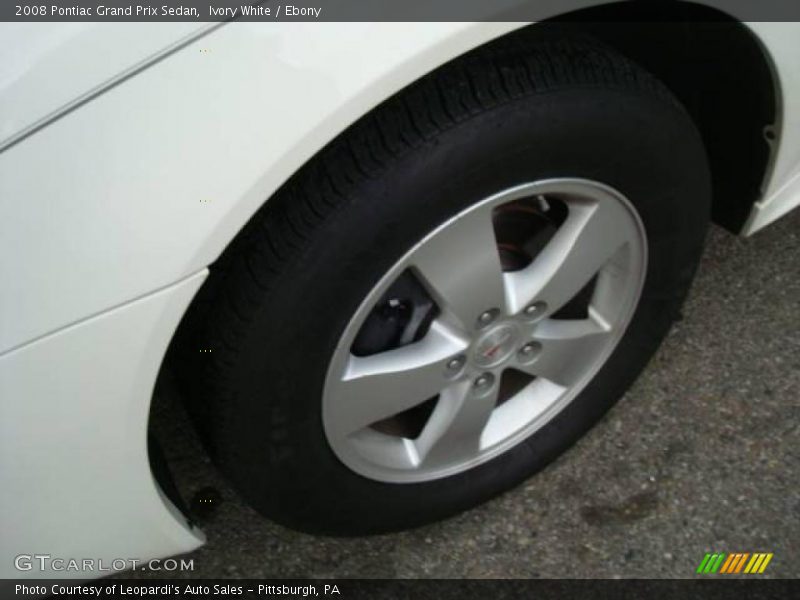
[[218, 87, 710, 533]]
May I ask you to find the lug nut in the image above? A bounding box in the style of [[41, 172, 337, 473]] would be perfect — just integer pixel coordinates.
[[473, 373, 495, 390], [523, 301, 548, 319], [518, 341, 542, 362], [477, 309, 498, 328], [446, 356, 466, 373]]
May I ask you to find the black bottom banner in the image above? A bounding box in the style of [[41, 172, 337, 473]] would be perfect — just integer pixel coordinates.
[[2, 579, 799, 600]]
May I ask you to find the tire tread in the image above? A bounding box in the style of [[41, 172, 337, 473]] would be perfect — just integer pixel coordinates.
[[177, 32, 685, 477]]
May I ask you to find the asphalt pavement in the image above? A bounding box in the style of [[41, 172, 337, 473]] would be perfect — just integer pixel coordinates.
[[142, 210, 800, 579]]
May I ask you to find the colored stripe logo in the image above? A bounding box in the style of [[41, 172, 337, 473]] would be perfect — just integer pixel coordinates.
[[696, 552, 773, 574]]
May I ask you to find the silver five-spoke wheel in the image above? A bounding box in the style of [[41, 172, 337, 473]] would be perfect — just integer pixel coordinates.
[[323, 178, 647, 483]]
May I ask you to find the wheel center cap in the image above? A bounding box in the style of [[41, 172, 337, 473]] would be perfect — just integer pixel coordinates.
[[472, 323, 519, 368]]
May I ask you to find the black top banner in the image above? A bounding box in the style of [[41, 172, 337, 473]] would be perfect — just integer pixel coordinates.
[[6, 0, 800, 22]]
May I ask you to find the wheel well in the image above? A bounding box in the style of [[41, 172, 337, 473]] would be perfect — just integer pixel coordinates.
[[150, 7, 778, 506], [543, 2, 778, 231]]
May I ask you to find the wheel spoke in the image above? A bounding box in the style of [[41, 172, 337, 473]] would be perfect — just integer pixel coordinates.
[[415, 379, 499, 466], [519, 316, 612, 387], [328, 321, 468, 436], [410, 203, 507, 330], [505, 196, 633, 315]]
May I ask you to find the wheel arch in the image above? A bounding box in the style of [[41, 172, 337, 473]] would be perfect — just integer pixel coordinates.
[[152, 5, 780, 508], [546, 2, 779, 232]]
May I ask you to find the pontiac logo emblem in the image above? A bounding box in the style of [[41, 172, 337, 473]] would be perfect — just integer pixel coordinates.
[[473, 324, 519, 367]]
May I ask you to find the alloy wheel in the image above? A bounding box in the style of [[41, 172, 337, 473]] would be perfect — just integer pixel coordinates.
[[323, 178, 647, 483]]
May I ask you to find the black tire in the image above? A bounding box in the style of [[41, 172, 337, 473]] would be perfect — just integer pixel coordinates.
[[182, 35, 710, 534]]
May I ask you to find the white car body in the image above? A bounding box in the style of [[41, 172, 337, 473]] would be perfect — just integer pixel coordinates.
[[1, 13, 799, 578]]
